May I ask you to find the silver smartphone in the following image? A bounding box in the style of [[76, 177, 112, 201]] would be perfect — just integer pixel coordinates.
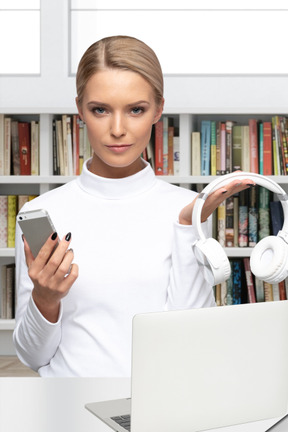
[[17, 209, 58, 257]]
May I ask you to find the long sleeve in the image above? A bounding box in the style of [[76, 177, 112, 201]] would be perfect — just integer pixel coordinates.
[[13, 222, 62, 372], [167, 218, 216, 310]]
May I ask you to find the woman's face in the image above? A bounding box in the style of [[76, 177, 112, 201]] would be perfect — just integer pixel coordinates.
[[77, 68, 163, 178]]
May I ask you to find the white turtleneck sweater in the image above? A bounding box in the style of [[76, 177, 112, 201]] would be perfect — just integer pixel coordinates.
[[13, 160, 215, 377]]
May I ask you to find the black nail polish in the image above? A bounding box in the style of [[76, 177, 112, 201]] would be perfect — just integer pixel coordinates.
[[51, 232, 57, 241], [65, 232, 71, 242], [222, 190, 228, 194]]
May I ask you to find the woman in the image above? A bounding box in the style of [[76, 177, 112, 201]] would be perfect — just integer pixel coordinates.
[[13, 36, 253, 376]]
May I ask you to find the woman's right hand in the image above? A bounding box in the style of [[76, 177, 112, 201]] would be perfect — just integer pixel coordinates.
[[23, 232, 79, 323]]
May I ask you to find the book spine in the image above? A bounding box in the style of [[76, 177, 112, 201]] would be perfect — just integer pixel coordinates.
[[0, 196, 8, 248], [243, 257, 256, 303], [249, 119, 259, 173], [18, 122, 31, 175], [248, 186, 258, 247], [162, 117, 169, 175], [191, 132, 201, 176], [225, 196, 234, 247], [258, 122, 263, 174], [200, 120, 211, 176], [263, 121, 272, 175], [217, 201, 226, 247], [238, 190, 248, 247], [264, 282, 273, 302], [11, 120, 20, 175], [154, 120, 163, 175], [167, 124, 174, 175], [232, 259, 242, 304], [7, 195, 17, 248], [210, 121, 217, 175], [220, 123, 226, 174], [173, 136, 180, 176], [4, 117, 11, 175], [232, 125, 242, 171], [225, 121, 233, 173]]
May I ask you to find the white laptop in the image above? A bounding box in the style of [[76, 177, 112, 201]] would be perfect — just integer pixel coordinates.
[[85, 301, 288, 432]]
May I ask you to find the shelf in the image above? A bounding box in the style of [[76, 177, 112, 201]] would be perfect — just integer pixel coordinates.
[[0, 320, 15, 331], [1, 175, 288, 185], [0, 249, 15, 258], [224, 247, 252, 257]]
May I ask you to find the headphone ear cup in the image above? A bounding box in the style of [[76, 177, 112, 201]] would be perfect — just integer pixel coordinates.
[[193, 238, 231, 286], [250, 235, 288, 284]]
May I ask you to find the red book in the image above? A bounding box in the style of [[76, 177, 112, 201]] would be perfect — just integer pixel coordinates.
[[18, 122, 31, 175], [154, 120, 163, 175], [263, 122, 272, 175], [249, 119, 258, 173], [279, 281, 287, 301], [243, 257, 256, 303]]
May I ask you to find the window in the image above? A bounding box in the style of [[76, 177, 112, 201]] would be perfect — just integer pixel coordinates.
[[0, 0, 40, 75], [70, 0, 288, 75]]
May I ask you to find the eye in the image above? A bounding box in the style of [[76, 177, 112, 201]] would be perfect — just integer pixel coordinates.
[[92, 107, 106, 115], [131, 107, 144, 115]]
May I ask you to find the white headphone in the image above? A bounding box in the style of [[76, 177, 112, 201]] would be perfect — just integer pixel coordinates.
[[192, 172, 288, 286]]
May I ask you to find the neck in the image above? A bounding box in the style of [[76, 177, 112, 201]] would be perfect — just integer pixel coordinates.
[[88, 154, 146, 179]]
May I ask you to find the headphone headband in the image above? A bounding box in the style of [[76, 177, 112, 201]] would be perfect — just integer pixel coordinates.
[[192, 172, 288, 241]]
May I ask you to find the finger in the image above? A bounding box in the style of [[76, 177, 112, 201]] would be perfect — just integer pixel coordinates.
[[40, 233, 73, 278], [23, 236, 35, 269], [30, 232, 59, 271], [49, 262, 79, 297]]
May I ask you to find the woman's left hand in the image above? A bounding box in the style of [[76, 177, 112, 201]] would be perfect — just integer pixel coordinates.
[[179, 178, 255, 225]]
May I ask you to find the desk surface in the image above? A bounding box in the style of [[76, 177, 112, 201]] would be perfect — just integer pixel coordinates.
[[0, 378, 286, 432]]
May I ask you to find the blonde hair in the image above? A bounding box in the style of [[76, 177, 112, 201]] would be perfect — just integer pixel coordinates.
[[76, 36, 163, 107]]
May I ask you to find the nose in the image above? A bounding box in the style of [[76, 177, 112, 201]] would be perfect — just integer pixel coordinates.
[[110, 112, 126, 138]]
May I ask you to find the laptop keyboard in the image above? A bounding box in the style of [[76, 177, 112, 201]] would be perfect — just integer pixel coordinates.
[[111, 414, 131, 431]]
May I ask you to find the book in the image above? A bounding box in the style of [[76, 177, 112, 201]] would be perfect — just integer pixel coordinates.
[[233, 195, 239, 247], [216, 121, 221, 175], [225, 120, 234, 173], [4, 117, 11, 175], [217, 201, 226, 247], [0, 114, 4, 175], [162, 116, 169, 175], [269, 200, 283, 235], [254, 277, 265, 302], [167, 122, 174, 175], [5, 263, 15, 319], [264, 281, 273, 302], [249, 119, 258, 173], [31, 120, 39, 175], [248, 186, 258, 247], [279, 280, 287, 301], [232, 259, 242, 304], [200, 120, 211, 176], [225, 196, 234, 247], [191, 132, 201, 176], [258, 186, 270, 241], [263, 121, 272, 175], [7, 195, 17, 248], [0, 196, 8, 248], [220, 122, 226, 174], [173, 135, 180, 176], [243, 257, 256, 303], [232, 125, 242, 171], [280, 116, 288, 175], [238, 190, 249, 247], [210, 121, 217, 175], [258, 122, 263, 174], [11, 120, 20, 175], [272, 116, 279, 175], [154, 120, 163, 175], [241, 125, 250, 172], [18, 122, 31, 175]]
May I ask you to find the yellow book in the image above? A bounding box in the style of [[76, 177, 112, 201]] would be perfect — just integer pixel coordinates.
[[7, 195, 17, 248]]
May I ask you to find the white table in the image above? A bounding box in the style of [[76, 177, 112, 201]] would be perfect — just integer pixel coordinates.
[[0, 378, 286, 432]]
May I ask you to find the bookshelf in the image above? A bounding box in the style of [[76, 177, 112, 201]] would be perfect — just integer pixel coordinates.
[[1, 0, 288, 355]]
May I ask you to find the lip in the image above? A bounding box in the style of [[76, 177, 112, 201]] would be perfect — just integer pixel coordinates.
[[106, 144, 132, 154]]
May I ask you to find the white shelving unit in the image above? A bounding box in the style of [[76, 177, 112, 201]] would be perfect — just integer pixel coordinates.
[[1, 0, 288, 355]]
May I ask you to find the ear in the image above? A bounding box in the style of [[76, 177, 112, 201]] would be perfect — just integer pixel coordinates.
[[75, 97, 84, 121], [153, 98, 165, 124]]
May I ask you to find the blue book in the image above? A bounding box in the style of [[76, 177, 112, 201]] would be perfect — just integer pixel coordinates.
[[201, 120, 211, 176]]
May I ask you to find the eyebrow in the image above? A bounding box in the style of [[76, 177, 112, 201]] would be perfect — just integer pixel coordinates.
[[87, 100, 151, 108]]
